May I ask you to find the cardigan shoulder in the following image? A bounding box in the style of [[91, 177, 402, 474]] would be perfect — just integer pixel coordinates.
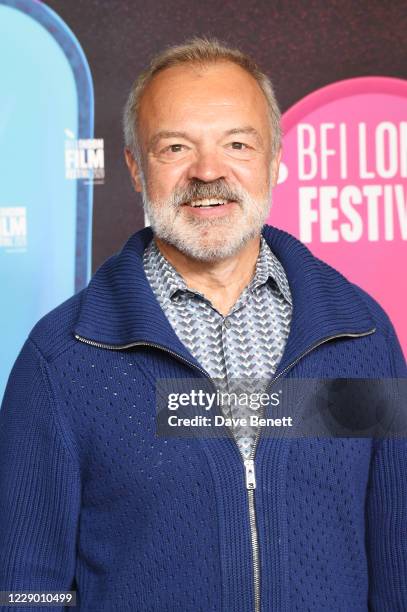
[[351, 284, 396, 336], [352, 283, 406, 376], [28, 290, 84, 363]]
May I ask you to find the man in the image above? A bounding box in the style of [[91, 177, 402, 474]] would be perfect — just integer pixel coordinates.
[[0, 37, 406, 612]]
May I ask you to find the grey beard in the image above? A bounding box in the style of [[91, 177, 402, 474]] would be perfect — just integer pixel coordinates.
[[141, 180, 272, 262]]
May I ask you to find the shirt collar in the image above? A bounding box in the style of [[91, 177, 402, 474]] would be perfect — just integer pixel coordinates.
[[143, 236, 292, 306], [247, 236, 292, 305], [142, 239, 194, 301]]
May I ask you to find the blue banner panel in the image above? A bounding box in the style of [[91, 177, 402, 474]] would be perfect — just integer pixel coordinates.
[[0, 0, 94, 401]]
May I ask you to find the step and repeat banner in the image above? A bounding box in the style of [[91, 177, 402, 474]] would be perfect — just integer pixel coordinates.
[[0, 0, 406, 400]]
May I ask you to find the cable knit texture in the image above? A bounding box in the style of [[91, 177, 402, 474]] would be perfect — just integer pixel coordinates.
[[0, 225, 406, 612]]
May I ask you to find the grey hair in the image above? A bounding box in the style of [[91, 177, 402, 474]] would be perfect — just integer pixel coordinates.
[[123, 36, 282, 162]]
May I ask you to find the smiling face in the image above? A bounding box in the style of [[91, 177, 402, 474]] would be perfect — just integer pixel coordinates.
[[125, 61, 281, 261]]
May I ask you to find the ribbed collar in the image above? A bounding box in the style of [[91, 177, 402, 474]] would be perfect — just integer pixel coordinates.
[[74, 225, 375, 376]]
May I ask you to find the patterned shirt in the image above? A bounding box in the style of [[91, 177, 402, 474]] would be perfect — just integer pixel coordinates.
[[143, 236, 292, 460]]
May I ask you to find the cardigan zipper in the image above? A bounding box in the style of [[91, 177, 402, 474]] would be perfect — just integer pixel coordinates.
[[74, 335, 213, 376], [75, 327, 376, 612]]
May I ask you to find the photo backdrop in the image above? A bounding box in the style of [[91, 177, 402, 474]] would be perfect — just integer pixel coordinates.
[[1, 0, 406, 401]]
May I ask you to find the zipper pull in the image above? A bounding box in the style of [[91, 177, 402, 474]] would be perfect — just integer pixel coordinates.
[[244, 459, 256, 490]]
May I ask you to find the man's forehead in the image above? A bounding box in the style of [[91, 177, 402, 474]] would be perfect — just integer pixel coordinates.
[[147, 60, 257, 86], [137, 61, 270, 139], [139, 61, 267, 111]]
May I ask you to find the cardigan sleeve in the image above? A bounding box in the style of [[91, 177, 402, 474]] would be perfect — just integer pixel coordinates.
[[365, 325, 407, 610], [365, 436, 407, 610], [0, 338, 80, 610]]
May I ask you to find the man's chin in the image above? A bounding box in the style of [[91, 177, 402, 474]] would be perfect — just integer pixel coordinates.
[[147, 204, 267, 261], [173, 243, 241, 263], [161, 228, 259, 263]]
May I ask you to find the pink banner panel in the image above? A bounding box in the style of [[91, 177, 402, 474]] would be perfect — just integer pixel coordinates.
[[270, 77, 407, 356]]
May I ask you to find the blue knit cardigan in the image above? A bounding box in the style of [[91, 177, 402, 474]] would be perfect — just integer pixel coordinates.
[[0, 225, 406, 611]]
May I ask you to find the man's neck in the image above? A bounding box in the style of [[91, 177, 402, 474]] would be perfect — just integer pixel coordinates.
[[154, 235, 261, 317]]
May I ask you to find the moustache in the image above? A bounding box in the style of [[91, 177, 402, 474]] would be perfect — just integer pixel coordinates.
[[170, 179, 242, 207]]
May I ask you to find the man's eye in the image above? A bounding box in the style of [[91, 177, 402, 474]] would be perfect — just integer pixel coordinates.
[[230, 142, 248, 150], [166, 144, 184, 153]]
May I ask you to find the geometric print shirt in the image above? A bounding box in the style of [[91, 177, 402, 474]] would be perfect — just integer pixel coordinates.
[[143, 235, 292, 460]]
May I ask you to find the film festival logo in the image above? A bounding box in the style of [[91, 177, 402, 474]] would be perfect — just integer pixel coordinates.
[[64, 129, 105, 183], [0, 207, 27, 252]]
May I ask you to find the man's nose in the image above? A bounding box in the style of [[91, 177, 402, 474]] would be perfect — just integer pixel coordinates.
[[187, 150, 228, 183]]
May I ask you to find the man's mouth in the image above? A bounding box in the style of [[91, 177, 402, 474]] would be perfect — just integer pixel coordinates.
[[184, 198, 230, 208]]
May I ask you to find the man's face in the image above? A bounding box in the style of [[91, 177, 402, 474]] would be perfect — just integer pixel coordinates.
[[125, 61, 281, 261]]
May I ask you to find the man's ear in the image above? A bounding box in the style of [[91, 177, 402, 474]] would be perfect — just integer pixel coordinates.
[[124, 148, 143, 192], [270, 147, 282, 187]]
